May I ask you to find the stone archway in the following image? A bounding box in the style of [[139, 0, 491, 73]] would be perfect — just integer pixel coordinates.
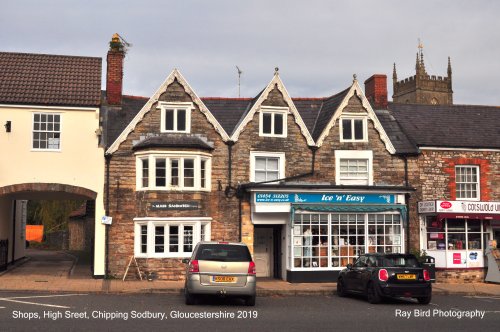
[[0, 183, 97, 200]]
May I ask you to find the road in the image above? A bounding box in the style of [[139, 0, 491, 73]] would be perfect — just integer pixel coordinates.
[[0, 292, 498, 331]]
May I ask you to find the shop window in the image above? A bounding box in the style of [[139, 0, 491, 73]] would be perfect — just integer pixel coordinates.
[[136, 153, 211, 191], [292, 212, 403, 270], [33, 112, 61, 150], [134, 219, 211, 258], [159, 102, 192, 133], [340, 117, 367, 142], [259, 107, 288, 137], [335, 150, 373, 185], [455, 166, 479, 200], [250, 152, 285, 183], [425, 217, 483, 251]]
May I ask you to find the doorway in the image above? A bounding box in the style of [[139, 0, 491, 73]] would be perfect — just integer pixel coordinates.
[[254, 228, 273, 278]]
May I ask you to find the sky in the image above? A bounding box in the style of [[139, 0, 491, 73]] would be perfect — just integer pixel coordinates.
[[1, 0, 499, 105]]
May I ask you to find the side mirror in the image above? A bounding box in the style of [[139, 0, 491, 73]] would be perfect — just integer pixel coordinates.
[[181, 258, 190, 264], [346, 264, 353, 269]]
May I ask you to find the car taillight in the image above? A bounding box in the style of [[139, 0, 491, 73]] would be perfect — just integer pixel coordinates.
[[423, 269, 431, 281], [189, 260, 199, 273], [248, 261, 256, 275], [378, 269, 389, 281]]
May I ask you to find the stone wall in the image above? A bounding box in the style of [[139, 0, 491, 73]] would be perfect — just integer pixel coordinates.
[[436, 269, 485, 283]]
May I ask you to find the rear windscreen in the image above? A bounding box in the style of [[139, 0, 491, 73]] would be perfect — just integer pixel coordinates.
[[195, 244, 252, 262], [380, 255, 420, 268]]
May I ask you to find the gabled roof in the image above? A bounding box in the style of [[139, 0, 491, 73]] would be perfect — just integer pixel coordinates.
[[0, 52, 101, 107], [311, 88, 350, 140], [292, 98, 323, 134], [388, 103, 500, 149], [230, 73, 315, 146], [375, 109, 418, 154], [105, 69, 230, 154], [314, 80, 396, 154], [201, 98, 252, 135]]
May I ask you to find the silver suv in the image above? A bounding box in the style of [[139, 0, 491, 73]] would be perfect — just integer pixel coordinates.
[[183, 242, 257, 306]]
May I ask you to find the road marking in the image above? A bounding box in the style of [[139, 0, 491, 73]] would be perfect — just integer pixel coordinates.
[[0, 298, 70, 309], [465, 296, 500, 300], [6, 294, 88, 300], [0, 307, 5, 309]]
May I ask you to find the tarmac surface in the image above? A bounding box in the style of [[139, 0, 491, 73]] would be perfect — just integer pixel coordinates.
[[1, 249, 499, 297]]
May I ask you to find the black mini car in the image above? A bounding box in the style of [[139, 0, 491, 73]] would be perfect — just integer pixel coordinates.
[[337, 253, 432, 304]]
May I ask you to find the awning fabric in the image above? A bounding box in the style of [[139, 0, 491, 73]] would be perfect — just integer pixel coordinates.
[[291, 204, 407, 225], [437, 213, 500, 221]]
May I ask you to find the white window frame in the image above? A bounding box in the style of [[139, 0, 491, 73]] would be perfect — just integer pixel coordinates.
[[335, 150, 373, 185], [32, 112, 62, 151], [455, 165, 480, 201], [134, 217, 211, 258], [135, 151, 211, 191], [339, 116, 368, 142], [158, 102, 193, 134], [249, 151, 285, 183], [259, 106, 288, 138]]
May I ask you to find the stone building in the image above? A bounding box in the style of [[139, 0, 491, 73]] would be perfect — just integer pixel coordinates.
[[392, 47, 453, 105], [102, 36, 417, 282]]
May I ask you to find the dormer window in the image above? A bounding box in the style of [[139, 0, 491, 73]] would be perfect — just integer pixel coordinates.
[[259, 106, 287, 137], [159, 102, 193, 133], [340, 117, 367, 142]]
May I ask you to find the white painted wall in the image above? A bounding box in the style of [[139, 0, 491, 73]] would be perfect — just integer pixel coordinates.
[[0, 105, 106, 275]]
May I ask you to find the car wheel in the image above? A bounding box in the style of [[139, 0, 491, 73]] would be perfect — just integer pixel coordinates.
[[184, 288, 196, 305], [337, 278, 347, 297], [366, 282, 382, 304], [245, 295, 256, 306], [417, 295, 432, 305]]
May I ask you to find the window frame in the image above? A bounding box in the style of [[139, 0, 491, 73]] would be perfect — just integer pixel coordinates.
[[335, 150, 373, 185], [259, 106, 288, 138], [134, 218, 211, 258], [158, 102, 193, 134], [339, 116, 368, 142], [455, 165, 480, 201], [249, 151, 285, 183], [32, 112, 62, 151], [135, 151, 211, 191]]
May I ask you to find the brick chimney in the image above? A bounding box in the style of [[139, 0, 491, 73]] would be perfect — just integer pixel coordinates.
[[364, 74, 387, 109], [106, 33, 124, 105]]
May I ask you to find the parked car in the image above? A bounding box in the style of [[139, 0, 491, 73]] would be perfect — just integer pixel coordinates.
[[182, 242, 257, 306], [337, 253, 432, 304]]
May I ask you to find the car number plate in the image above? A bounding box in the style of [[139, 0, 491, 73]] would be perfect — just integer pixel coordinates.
[[212, 276, 236, 283], [397, 274, 416, 280]]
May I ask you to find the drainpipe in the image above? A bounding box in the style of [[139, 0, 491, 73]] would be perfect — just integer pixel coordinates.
[[11, 200, 16, 263], [105, 153, 111, 278], [403, 155, 410, 253], [226, 141, 234, 187]]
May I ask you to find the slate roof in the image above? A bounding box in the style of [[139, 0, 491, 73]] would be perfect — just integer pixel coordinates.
[[132, 134, 214, 151], [388, 103, 500, 149], [311, 88, 350, 140], [0, 52, 101, 107], [292, 98, 323, 134], [201, 98, 251, 135], [375, 109, 418, 154]]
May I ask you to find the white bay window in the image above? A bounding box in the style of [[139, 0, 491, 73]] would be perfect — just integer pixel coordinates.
[[136, 152, 211, 191]]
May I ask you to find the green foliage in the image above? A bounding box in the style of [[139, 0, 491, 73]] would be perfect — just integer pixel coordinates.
[[27, 200, 84, 234]]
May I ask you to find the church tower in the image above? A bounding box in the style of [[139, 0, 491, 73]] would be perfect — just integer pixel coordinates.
[[392, 42, 453, 105]]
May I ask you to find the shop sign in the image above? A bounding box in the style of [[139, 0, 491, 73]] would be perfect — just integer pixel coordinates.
[[418, 201, 436, 213], [436, 200, 500, 214], [255, 193, 396, 204], [150, 201, 199, 210], [453, 253, 462, 265]]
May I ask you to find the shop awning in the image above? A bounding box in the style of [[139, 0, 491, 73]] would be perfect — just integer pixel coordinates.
[[291, 204, 407, 224], [437, 213, 500, 221]]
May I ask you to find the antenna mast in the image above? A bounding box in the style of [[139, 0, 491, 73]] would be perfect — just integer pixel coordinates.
[[236, 66, 243, 97]]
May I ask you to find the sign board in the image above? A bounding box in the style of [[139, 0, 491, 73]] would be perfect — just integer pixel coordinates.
[[436, 200, 500, 214], [255, 193, 396, 204], [150, 201, 199, 210], [453, 252, 462, 265], [101, 216, 112, 225], [418, 201, 436, 213]]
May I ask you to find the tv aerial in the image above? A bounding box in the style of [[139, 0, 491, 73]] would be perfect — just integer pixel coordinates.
[[236, 66, 243, 97]]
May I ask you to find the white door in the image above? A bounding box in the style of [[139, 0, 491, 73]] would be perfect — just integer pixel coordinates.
[[254, 228, 273, 277]]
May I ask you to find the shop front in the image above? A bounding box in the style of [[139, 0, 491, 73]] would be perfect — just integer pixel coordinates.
[[251, 190, 408, 282], [418, 200, 500, 281]]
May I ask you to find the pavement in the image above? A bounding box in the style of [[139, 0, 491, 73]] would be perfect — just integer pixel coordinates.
[[1, 249, 499, 297]]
